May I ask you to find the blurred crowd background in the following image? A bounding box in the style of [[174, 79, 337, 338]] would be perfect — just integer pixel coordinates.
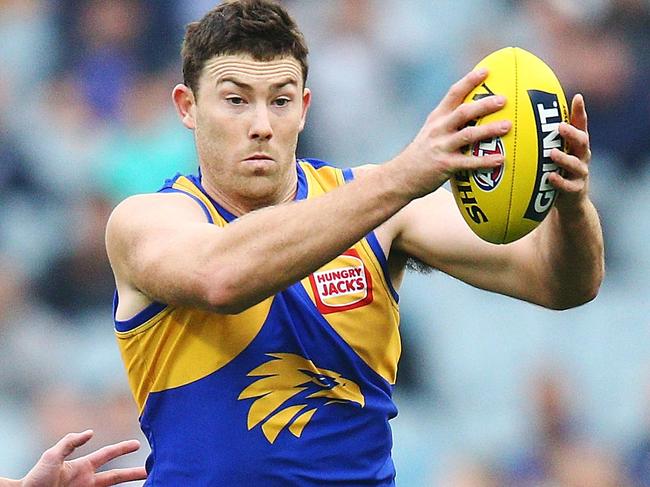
[[1, 0, 650, 485]]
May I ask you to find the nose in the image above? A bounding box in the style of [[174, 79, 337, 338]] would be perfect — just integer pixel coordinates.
[[248, 104, 273, 141]]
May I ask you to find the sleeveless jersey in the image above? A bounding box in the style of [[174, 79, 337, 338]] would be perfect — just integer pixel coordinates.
[[114, 159, 401, 486]]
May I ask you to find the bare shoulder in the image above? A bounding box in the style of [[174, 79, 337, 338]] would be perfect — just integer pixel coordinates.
[[107, 192, 206, 246], [106, 193, 208, 276], [106, 192, 211, 319], [108, 192, 207, 228]]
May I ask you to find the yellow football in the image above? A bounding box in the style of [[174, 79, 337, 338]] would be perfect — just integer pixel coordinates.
[[450, 47, 570, 244]]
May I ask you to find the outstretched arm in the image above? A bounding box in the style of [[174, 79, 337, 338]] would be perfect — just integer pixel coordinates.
[[528, 94, 604, 308], [391, 94, 604, 309], [0, 430, 147, 487]]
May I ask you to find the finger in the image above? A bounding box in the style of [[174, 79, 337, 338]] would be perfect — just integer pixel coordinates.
[[447, 94, 506, 130], [447, 152, 504, 175], [570, 93, 588, 133], [86, 440, 142, 469], [42, 430, 94, 463], [447, 120, 511, 152], [437, 68, 489, 113], [559, 121, 590, 161], [550, 148, 589, 180], [547, 170, 586, 194], [95, 466, 148, 487]]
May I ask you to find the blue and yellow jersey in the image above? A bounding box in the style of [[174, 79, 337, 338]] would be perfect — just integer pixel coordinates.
[[114, 159, 401, 486]]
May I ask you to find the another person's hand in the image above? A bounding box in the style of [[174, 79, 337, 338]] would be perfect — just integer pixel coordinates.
[[21, 430, 146, 487]]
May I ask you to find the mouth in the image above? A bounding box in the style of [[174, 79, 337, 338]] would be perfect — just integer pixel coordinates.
[[241, 153, 276, 176], [243, 153, 275, 163]]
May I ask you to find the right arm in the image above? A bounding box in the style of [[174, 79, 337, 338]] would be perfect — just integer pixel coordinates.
[[107, 171, 410, 315], [106, 69, 510, 315]]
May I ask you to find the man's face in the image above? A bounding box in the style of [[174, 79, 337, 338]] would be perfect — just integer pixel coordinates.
[[184, 54, 310, 207]]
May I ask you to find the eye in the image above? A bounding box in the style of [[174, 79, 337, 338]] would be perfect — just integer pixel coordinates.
[[226, 96, 245, 106], [273, 97, 291, 107], [312, 375, 337, 389]]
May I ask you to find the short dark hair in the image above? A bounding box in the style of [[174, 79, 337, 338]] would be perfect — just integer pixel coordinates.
[[181, 0, 309, 97]]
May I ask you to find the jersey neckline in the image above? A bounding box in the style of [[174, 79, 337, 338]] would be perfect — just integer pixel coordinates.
[[188, 161, 308, 223]]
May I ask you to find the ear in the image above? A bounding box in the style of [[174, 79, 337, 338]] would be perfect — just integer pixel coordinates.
[[298, 88, 312, 132], [172, 84, 197, 129]]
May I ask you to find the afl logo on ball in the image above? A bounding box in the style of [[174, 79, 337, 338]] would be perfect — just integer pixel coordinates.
[[471, 137, 505, 191]]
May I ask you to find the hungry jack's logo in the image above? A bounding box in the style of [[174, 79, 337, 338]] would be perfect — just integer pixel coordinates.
[[308, 249, 373, 314], [238, 353, 365, 444]]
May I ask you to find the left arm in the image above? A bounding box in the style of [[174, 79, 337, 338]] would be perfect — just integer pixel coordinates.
[[387, 94, 604, 310], [529, 94, 604, 308]]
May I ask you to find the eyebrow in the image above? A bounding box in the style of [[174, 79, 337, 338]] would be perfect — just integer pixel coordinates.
[[218, 77, 298, 91]]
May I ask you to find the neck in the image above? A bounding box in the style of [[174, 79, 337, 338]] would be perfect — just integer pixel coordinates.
[[200, 163, 299, 216]]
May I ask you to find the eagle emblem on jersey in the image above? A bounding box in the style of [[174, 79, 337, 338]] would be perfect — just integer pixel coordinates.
[[237, 353, 365, 444]]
